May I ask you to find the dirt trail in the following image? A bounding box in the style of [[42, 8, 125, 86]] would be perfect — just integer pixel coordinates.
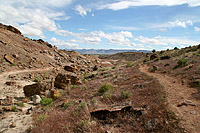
[[0, 67, 53, 89], [140, 65, 200, 133]]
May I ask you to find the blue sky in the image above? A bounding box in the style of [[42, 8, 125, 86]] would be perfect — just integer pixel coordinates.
[[0, 0, 200, 50]]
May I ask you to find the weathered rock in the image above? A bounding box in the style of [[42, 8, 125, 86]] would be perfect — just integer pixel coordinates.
[[12, 54, 18, 58], [0, 23, 21, 35], [3, 106, 12, 111], [160, 55, 170, 60], [150, 54, 158, 60], [93, 65, 98, 71], [55, 72, 81, 89], [5, 81, 16, 86], [23, 83, 41, 97], [55, 73, 71, 89], [64, 65, 77, 72], [10, 122, 16, 128], [4, 54, 14, 64], [32, 95, 41, 105]]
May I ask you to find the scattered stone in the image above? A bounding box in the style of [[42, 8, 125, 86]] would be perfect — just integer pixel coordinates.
[[12, 54, 18, 58], [190, 111, 197, 115], [93, 65, 98, 71], [5, 81, 16, 86], [10, 122, 16, 128], [32, 95, 41, 105], [3, 106, 12, 111], [4, 54, 14, 64]]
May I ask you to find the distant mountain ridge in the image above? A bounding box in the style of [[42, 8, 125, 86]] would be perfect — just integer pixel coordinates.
[[66, 49, 150, 55]]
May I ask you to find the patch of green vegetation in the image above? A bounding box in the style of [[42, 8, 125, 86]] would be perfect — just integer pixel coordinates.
[[98, 83, 113, 94], [34, 77, 42, 82], [64, 101, 73, 109], [177, 58, 188, 67], [81, 86, 87, 90], [121, 90, 131, 99], [91, 99, 96, 103], [37, 114, 48, 122], [11, 63, 16, 66], [16, 102, 24, 107], [78, 102, 87, 108], [11, 105, 17, 112], [83, 79, 88, 83], [70, 85, 80, 89], [40, 97, 53, 106], [103, 74, 109, 78], [103, 92, 111, 99], [79, 120, 89, 128], [126, 62, 134, 67], [153, 58, 159, 62]]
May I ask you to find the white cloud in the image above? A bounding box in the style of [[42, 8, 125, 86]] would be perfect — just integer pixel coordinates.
[[50, 37, 79, 48], [194, 27, 200, 31], [135, 35, 199, 46], [107, 25, 140, 31], [0, 0, 71, 38], [98, 0, 200, 10], [75, 5, 91, 17], [168, 20, 193, 28], [92, 14, 95, 17], [55, 30, 133, 46]]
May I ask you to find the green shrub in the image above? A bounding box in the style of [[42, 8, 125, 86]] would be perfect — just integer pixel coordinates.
[[98, 83, 113, 94], [64, 101, 73, 109], [11, 63, 16, 66], [40, 97, 53, 106], [34, 77, 41, 82], [103, 74, 109, 78], [16, 102, 24, 107], [121, 90, 131, 99], [91, 99, 96, 103], [177, 58, 188, 67], [78, 102, 87, 108], [11, 105, 17, 112], [126, 62, 134, 67], [37, 114, 48, 122]]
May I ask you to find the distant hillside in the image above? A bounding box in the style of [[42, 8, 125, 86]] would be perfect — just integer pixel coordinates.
[[66, 49, 150, 55]]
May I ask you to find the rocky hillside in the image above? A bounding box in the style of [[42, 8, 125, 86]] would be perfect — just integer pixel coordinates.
[[0, 24, 199, 133], [144, 45, 200, 92]]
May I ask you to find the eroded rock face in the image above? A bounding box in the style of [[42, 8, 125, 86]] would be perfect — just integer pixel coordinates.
[[55, 72, 81, 89]]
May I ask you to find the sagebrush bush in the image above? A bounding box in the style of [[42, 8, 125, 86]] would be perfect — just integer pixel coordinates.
[[16, 102, 24, 107], [121, 90, 131, 99], [126, 62, 134, 67], [40, 97, 53, 106], [177, 58, 188, 66], [98, 83, 113, 93]]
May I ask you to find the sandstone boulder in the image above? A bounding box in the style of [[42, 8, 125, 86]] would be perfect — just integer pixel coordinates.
[[4, 54, 14, 64], [23, 83, 41, 97], [55, 72, 81, 89], [64, 65, 77, 72]]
